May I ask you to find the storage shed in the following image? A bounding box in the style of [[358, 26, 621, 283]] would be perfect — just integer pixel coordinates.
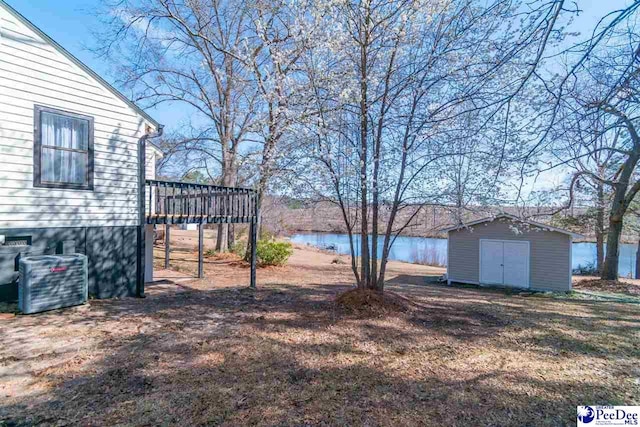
[[444, 214, 580, 292]]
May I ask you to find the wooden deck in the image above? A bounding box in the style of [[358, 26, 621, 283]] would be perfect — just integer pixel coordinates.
[[145, 179, 258, 225], [144, 179, 258, 287]]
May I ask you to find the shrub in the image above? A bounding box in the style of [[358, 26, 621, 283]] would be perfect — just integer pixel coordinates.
[[205, 249, 216, 257], [231, 239, 248, 258], [256, 240, 293, 266]]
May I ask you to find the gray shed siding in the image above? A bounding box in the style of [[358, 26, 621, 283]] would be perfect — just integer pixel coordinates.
[[447, 219, 571, 292]]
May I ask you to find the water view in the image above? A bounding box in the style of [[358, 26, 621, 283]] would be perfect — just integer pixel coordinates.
[[291, 233, 639, 278]]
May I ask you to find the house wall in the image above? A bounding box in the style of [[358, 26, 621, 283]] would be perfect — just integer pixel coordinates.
[[145, 147, 160, 181], [0, 5, 155, 229], [0, 4, 159, 303], [447, 219, 571, 292], [0, 226, 138, 301]]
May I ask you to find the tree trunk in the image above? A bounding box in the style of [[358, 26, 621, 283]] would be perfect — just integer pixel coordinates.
[[216, 224, 228, 252], [228, 224, 235, 250], [635, 237, 640, 279], [595, 182, 605, 273], [358, 3, 373, 290], [601, 146, 640, 280], [215, 156, 236, 252], [601, 213, 623, 279]]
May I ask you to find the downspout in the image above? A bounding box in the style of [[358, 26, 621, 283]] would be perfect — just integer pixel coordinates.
[[136, 124, 164, 298]]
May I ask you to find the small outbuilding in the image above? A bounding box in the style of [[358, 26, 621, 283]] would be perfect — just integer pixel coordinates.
[[444, 213, 581, 292]]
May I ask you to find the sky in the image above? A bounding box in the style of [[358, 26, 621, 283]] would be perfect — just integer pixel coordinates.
[[7, 0, 629, 133], [4, 0, 634, 198], [5, 0, 190, 131]]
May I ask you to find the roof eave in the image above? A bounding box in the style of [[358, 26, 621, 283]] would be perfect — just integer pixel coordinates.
[[443, 213, 583, 239]]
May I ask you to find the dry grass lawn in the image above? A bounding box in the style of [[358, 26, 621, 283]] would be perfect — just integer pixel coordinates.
[[1, 243, 639, 426]]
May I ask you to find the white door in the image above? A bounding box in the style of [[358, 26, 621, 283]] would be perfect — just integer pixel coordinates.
[[479, 240, 529, 288], [503, 241, 529, 288], [480, 240, 504, 285]]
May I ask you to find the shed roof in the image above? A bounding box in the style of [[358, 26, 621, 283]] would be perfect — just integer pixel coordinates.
[[442, 213, 583, 238], [0, 0, 161, 130]]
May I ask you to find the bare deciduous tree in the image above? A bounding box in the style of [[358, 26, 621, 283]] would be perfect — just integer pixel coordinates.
[[94, 0, 259, 250], [544, 27, 640, 279], [297, 0, 568, 291]]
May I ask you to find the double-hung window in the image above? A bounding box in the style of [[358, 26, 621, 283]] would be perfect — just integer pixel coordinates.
[[34, 105, 94, 190]]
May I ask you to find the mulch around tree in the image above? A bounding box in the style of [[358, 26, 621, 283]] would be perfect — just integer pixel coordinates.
[[335, 288, 414, 316], [574, 278, 640, 296]]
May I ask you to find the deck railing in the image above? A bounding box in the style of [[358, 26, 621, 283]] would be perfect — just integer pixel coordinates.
[[145, 179, 258, 224]]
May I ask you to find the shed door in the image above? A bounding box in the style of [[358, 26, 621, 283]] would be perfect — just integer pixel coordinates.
[[479, 240, 529, 288], [480, 240, 504, 285], [503, 241, 529, 288]]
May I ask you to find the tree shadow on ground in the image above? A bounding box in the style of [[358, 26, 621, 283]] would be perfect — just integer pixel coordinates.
[[1, 281, 638, 426]]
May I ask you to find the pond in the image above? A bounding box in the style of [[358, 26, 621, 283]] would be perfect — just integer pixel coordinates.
[[290, 233, 639, 278]]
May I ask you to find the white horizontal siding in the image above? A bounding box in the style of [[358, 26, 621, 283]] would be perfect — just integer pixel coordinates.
[[0, 103, 145, 136], [0, 6, 156, 229], [145, 149, 158, 181], [0, 169, 138, 184], [0, 205, 137, 214], [0, 175, 139, 190], [0, 142, 140, 169], [0, 187, 138, 201], [0, 94, 146, 134], [0, 196, 137, 207], [2, 162, 139, 178]]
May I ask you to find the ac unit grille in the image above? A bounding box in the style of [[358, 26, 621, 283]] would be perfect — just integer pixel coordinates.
[[5, 240, 29, 246], [19, 254, 88, 314]]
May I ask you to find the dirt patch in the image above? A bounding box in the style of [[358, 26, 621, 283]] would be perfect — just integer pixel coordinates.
[[154, 235, 445, 289], [335, 288, 412, 316], [574, 279, 640, 296]]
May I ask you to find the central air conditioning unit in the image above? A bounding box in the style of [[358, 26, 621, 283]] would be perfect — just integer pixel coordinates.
[[19, 254, 88, 314]]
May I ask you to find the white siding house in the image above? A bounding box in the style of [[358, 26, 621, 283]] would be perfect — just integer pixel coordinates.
[[0, 1, 162, 301], [146, 143, 164, 181]]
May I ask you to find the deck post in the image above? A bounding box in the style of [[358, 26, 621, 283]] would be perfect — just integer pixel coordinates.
[[250, 219, 257, 288], [198, 223, 204, 279], [164, 223, 171, 269]]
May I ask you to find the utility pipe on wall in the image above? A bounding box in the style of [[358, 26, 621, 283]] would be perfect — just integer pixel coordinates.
[[136, 124, 164, 298]]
